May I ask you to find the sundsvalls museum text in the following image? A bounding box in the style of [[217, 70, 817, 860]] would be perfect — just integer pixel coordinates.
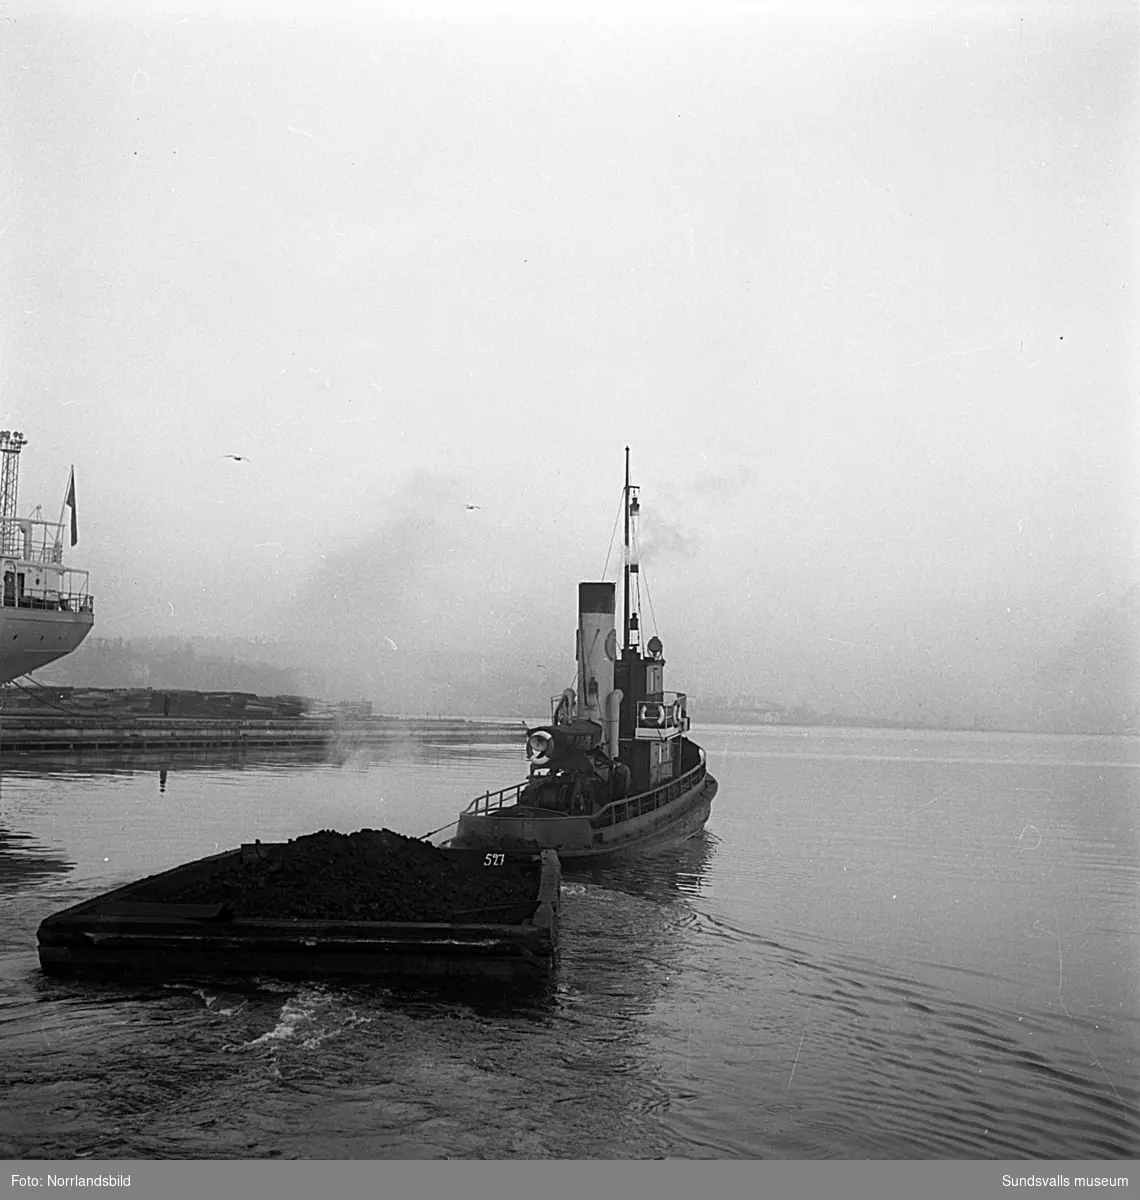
[[1002, 1177, 1130, 1189]]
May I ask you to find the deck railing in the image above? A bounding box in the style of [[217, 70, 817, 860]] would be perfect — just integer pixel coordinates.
[[590, 748, 707, 830], [0, 517, 75, 563], [2, 591, 93, 613], [461, 745, 709, 824], [463, 781, 529, 816]]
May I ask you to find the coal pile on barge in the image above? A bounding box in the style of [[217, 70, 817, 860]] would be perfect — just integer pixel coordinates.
[[139, 828, 538, 923], [38, 830, 560, 984]]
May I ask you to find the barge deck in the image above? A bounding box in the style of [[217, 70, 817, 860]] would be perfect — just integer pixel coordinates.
[[37, 840, 561, 985]]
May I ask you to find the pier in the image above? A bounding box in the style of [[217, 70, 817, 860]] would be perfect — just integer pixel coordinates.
[[0, 714, 527, 756], [0, 714, 339, 754], [0, 687, 528, 756]]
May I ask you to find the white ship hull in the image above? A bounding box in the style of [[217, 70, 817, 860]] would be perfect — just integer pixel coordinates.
[[0, 432, 94, 686], [0, 605, 94, 685]]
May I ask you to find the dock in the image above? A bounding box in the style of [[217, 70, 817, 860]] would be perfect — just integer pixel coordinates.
[[0, 687, 528, 756], [0, 715, 530, 756], [0, 714, 341, 754]]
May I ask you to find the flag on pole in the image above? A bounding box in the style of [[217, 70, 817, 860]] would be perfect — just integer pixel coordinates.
[[65, 467, 77, 546]]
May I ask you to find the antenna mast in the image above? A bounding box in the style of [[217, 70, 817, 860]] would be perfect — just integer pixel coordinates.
[[623, 447, 630, 652], [622, 447, 641, 656], [0, 430, 26, 555]]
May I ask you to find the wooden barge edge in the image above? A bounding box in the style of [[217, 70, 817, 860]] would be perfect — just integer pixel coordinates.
[[37, 846, 561, 985]]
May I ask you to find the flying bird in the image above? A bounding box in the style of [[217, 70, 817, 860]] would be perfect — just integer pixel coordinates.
[[224, 455, 250, 462], [466, 504, 481, 510]]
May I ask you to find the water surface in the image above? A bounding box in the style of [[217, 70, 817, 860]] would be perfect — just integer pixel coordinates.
[[1, 724, 1137, 1158]]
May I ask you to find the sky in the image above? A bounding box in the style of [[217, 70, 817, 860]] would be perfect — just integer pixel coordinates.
[[2, 0, 1137, 723]]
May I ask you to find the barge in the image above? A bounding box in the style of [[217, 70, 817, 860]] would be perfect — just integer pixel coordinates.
[[450, 449, 717, 862], [37, 831, 560, 985]]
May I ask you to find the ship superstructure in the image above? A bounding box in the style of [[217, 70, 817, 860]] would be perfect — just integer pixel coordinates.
[[0, 431, 94, 686]]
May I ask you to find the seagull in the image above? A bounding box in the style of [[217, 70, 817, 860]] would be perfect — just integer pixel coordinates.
[[465, 504, 481, 510], [224, 455, 250, 462]]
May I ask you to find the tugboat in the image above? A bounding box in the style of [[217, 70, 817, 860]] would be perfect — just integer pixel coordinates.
[[451, 450, 717, 862]]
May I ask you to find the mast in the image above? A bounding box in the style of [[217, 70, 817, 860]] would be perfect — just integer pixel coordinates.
[[623, 446, 630, 653], [0, 430, 26, 556], [621, 447, 642, 657]]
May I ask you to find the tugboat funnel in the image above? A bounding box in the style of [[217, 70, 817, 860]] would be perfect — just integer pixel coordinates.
[[576, 582, 616, 723]]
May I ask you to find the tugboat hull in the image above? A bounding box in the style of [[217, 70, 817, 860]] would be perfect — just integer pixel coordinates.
[[453, 772, 717, 864]]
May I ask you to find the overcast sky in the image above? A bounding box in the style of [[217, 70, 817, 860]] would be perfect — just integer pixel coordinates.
[[3, 1, 1136, 721]]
